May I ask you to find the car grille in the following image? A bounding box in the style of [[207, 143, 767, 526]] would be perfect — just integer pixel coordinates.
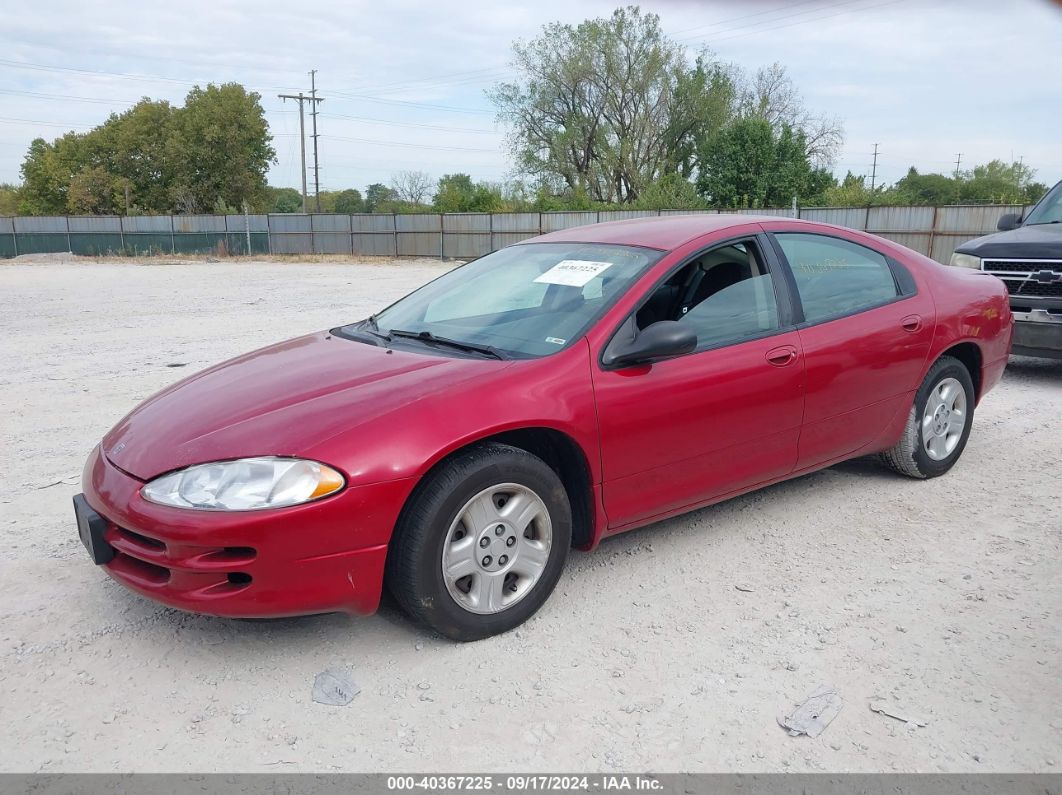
[[105, 523, 257, 592], [982, 259, 1062, 299]]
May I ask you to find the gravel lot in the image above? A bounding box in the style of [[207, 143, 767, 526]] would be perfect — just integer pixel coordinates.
[[0, 256, 1059, 774]]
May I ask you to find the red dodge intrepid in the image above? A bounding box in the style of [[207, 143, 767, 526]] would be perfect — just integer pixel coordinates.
[[75, 215, 1012, 640]]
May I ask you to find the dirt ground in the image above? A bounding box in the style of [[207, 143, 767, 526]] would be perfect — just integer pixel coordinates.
[[0, 256, 1059, 774]]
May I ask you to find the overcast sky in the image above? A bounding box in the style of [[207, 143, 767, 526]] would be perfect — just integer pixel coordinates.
[[2, 0, 1060, 196]]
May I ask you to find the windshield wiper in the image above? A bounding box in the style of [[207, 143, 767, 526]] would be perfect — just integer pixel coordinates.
[[387, 328, 508, 360]]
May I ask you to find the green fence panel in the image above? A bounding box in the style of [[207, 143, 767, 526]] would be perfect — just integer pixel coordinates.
[[122, 234, 174, 255], [13, 233, 69, 254], [0, 235, 15, 258], [69, 233, 125, 256], [225, 232, 270, 255], [172, 232, 227, 254]]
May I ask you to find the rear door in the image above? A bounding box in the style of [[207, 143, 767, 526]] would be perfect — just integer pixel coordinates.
[[767, 229, 934, 469]]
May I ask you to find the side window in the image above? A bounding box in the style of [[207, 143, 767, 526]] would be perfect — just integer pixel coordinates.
[[635, 240, 780, 350], [774, 233, 899, 324]]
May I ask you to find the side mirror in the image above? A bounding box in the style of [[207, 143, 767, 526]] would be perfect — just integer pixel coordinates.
[[997, 213, 1022, 232], [603, 320, 697, 368]]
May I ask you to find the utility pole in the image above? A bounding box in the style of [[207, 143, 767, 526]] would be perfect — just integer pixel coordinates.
[[309, 70, 322, 213], [278, 86, 324, 213], [953, 153, 963, 203], [869, 143, 880, 193]]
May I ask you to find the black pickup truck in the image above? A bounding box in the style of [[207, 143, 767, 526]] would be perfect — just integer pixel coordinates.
[[950, 180, 1062, 359]]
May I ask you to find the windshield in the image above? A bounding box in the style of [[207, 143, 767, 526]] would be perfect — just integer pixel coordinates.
[[1024, 181, 1062, 225], [346, 242, 662, 358]]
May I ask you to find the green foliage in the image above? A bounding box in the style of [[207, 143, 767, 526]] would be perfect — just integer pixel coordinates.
[[18, 84, 275, 215], [696, 119, 829, 208], [892, 167, 958, 205], [267, 186, 303, 213], [433, 174, 503, 213], [0, 183, 18, 215], [818, 171, 895, 207], [66, 167, 130, 215], [960, 160, 1046, 204], [489, 6, 733, 204], [632, 173, 705, 210], [490, 8, 842, 205], [883, 161, 1046, 207], [167, 84, 275, 213], [332, 189, 365, 214], [364, 183, 399, 212]]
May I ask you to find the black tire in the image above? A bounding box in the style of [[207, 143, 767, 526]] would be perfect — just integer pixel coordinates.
[[385, 442, 571, 641], [879, 355, 976, 479]]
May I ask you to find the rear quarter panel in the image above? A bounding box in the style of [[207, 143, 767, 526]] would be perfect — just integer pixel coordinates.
[[911, 252, 1012, 400]]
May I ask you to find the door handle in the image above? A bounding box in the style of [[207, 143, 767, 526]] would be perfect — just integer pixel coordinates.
[[765, 345, 798, 366], [901, 314, 922, 332]]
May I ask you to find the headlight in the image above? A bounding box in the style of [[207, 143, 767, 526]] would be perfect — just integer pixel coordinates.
[[950, 252, 982, 270], [141, 457, 345, 511]]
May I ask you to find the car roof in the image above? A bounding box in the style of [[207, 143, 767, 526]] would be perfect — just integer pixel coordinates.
[[525, 213, 809, 250]]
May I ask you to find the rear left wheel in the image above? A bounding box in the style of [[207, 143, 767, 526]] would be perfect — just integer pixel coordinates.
[[879, 355, 975, 479]]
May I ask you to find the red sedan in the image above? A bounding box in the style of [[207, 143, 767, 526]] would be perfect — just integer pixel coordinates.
[[75, 215, 1012, 640]]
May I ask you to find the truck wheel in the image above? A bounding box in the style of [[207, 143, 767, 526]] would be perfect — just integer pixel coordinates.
[[880, 355, 975, 479], [385, 442, 571, 641]]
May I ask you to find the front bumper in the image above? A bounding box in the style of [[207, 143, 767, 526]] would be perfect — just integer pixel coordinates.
[[79, 446, 414, 617], [1012, 309, 1062, 359]]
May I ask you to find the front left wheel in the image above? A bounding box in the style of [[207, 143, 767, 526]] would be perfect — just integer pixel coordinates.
[[385, 443, 571, 641]]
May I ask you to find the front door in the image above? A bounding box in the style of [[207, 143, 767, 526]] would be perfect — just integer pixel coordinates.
[[592, 235, 806, 531]]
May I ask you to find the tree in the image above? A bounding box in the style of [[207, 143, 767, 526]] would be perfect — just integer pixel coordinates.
[[333, 189, 365, 214], [391, 171, 433, 205], [960, 160, 1046, 204], [892, 167, 958, 205], [735, 63, 843, 167], [490, 7, 841, 205], [267, 186, 302, 213], [696, 118, 831, 208], [817, 171, 896, 207], [364, 183, 399, 212], [0, 183, 18, 215], [490, 6, 733, 203], [433, 173, 502, 212], [18, 84, 274, 215], [66, 167, 129, 215], [166, 84, 275, 213], [633, 172, 705, 210]]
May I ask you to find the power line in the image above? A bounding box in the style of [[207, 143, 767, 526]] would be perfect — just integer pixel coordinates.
[[322, 133, 496, 153], [324, 90, 493, 115], [676, 0, 863, 41], [320, 112, 498, 135], [870, 143, 880, 192], [688, 0, 912, 45], [347, 66, 511, 97]]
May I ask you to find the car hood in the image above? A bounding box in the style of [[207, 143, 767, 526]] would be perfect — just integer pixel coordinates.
[[103, 332, 501, 480], [956, 223, 1062, 259]]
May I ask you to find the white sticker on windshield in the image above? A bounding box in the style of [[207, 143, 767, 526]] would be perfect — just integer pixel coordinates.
[[534, 260, 613, 288]]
